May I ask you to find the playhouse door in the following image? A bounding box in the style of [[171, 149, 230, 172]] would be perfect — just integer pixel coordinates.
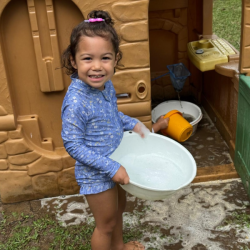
[[234, 0, 250, 197], [0, 0, 84, 149]]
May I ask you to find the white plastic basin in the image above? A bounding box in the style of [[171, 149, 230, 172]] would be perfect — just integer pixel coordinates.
[[152, 100, 203, 136], [110, 131, 197, 200]]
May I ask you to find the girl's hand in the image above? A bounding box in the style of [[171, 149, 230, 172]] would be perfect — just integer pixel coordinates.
[[152, 116, 170, 133], [133, 122, 150, 138], [112, 166, 130, 185]]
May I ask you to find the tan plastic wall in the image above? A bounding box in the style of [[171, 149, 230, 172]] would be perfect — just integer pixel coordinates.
[[239, 0, 250, 76], [0, 0, 154, 203], [0, 0, 236, 204]]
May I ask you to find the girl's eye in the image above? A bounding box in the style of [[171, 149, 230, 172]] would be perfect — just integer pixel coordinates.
[[83, 57, 91, 61], [103, 57, 111, 60]]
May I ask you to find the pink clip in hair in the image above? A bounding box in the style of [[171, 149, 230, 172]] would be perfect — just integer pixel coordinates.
[[84, 18, 105, 23]]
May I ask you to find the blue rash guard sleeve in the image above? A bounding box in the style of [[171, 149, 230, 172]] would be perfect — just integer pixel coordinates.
[[61, 103, 120, 179], [118, 111, 138, 131]]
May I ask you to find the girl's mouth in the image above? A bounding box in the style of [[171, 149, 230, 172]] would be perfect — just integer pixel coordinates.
[[89, 75, 104, 79]]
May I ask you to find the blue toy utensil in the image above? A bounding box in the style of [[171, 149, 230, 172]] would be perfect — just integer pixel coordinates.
[[151, 63, 191, 92]]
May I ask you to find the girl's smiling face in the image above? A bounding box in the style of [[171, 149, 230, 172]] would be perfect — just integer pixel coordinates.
[[71, 36, 118, 91]]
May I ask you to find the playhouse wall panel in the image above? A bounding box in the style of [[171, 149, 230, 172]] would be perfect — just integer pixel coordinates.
[[239, 0, 250, 75], [0, 0, 152, 203], [0, 160, 8, 170], [203, 71, 238, 157], [0, 171, 36, 203]]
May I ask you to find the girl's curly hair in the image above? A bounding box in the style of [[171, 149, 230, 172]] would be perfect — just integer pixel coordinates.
[[61, 10, 122, 75]]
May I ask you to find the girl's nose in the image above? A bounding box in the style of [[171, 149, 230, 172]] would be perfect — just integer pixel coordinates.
[[92, 60, 102, 70]]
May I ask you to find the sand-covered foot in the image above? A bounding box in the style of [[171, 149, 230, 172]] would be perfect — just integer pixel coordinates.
[[124, 241, 145, 250]]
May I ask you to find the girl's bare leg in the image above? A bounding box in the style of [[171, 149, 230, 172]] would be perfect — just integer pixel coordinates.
[[110, 185, 145, 250], [86, 186, 118, 250], [110, 185, 126, 250], [86, 185, 145, 250]]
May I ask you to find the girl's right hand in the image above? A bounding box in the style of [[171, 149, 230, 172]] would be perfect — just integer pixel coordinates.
[[112, 166, 130, 185]]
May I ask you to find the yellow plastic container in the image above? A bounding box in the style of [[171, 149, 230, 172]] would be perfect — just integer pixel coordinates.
[[161, 110, 193, 142], [187, 38, 236, 72]]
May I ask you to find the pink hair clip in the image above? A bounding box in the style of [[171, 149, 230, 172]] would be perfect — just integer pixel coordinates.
[[84, 18, 105, 23]]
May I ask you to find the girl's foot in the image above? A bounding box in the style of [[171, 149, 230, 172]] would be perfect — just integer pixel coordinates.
[[124, 241, 145, 249]]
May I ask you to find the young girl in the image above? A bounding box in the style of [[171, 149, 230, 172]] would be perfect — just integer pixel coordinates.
[[61, 10, 169, 250]]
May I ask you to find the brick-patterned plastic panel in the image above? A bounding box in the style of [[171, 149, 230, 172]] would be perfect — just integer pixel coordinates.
[[239, 0, 250, 76]]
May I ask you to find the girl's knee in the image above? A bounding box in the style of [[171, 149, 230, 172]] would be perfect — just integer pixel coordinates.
[[97, 215, 118, 234]]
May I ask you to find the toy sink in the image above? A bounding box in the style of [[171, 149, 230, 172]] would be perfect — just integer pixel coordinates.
[[187, 38, 236, 72], [110, 131, 197, 200]]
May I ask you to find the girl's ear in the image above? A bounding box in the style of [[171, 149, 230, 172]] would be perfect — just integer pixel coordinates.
[[114, 53, 119, 67], [70, 56, 77, 69]]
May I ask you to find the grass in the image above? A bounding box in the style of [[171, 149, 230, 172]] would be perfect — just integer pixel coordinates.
[[216, 210, 250, 250], [0, 209, 147, 250], [0, 206, 176, 249], [223, 211, 250, 228], [0, 211, 94, 250], [213, 0, 242, 51]]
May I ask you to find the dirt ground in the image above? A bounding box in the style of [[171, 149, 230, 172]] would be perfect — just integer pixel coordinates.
[[1, 178, 250, 250]]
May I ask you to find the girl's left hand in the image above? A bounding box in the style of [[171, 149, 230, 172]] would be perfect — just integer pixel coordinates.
[[152, 116, 170, 133], [133, 122, 150, 138]]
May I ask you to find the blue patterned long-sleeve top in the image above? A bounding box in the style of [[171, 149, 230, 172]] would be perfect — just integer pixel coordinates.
[[61, 73, 138, 194]]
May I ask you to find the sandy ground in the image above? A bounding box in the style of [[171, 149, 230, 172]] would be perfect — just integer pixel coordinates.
[[1, 178, 250, 250]]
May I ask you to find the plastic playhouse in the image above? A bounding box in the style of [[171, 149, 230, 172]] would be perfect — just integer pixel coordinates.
[[0, 0, 249, 203]]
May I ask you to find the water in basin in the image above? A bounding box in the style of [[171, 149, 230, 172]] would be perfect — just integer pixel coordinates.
[[119, 153, 185, 190], [183, 113, 196, 123]]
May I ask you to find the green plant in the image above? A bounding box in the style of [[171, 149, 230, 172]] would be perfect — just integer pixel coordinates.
[[224, 211, 250, 228]]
